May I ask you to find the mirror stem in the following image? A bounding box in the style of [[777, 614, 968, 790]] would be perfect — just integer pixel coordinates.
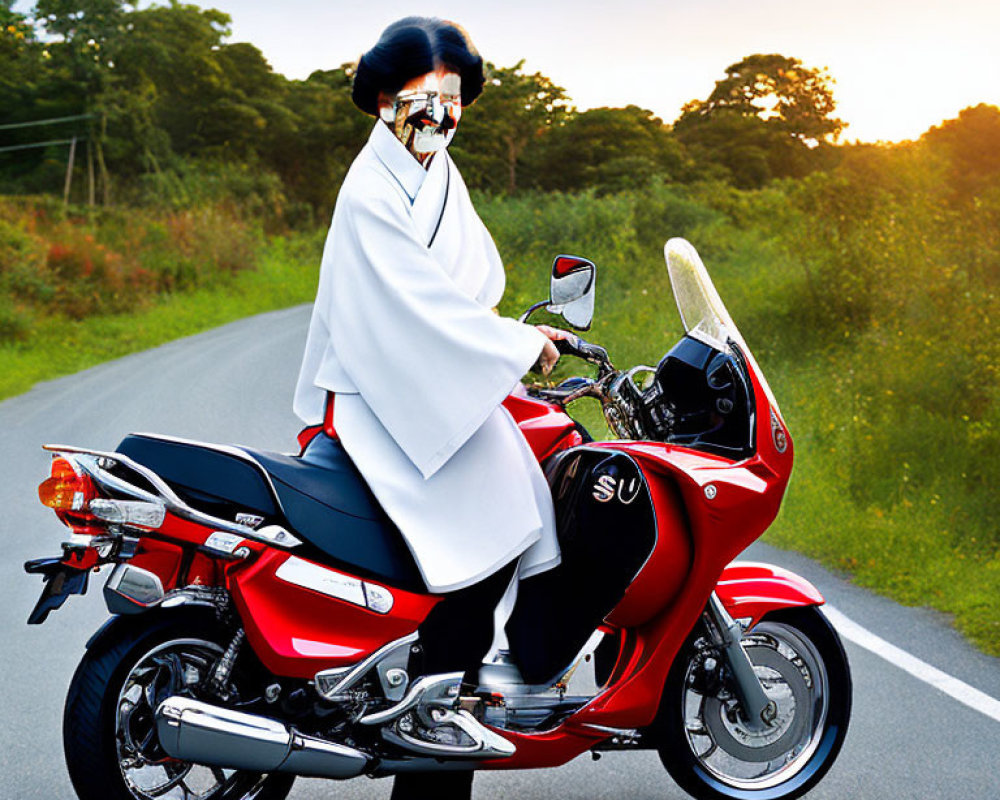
[[518, 300, 550, 325]]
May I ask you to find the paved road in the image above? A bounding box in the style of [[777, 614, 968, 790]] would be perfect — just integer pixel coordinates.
[[2, 305, 999, 799]]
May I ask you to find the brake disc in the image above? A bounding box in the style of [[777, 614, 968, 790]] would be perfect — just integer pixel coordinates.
[[702, 645, 811, 763]]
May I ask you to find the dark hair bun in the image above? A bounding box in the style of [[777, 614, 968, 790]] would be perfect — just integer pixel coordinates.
[[352, 17, 485, 116]]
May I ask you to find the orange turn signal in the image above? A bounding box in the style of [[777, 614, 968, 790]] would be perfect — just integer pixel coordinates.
[[38, 457, 96, 512]]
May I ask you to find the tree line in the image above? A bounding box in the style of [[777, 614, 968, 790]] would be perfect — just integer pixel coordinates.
[[2, 0, 998, 221]]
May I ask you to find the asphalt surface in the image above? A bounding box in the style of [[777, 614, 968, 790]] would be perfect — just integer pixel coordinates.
[[2, 304, 998, 800]]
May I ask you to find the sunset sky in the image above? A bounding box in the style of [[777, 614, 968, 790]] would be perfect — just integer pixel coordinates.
[[19, 0, 1000, 142]]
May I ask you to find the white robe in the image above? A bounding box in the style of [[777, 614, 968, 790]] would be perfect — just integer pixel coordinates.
[[293, 122, 560, 593]]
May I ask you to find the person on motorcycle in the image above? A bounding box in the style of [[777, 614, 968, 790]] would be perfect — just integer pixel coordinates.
[[292, 16, 568, 799]]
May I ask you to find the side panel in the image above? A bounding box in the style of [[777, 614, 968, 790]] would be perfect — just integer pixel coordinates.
[[230, 550, 438, 679], [606, 466, 692, 628]]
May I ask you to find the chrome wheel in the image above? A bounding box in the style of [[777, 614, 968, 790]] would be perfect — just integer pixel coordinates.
[[64, 614, 294, 800], [115, 638, 268, 800], [684, 622, 828, 788], [657, 607, 851, 800]]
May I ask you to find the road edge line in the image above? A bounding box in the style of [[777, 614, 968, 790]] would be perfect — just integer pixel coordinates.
[[824, 605, 1000, 724]]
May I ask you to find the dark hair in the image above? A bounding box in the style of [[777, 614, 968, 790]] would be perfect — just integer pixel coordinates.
[[352, 17, 485, 116]]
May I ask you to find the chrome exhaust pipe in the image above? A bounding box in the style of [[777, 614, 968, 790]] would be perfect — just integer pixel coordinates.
[[156, 697, 370, 779]]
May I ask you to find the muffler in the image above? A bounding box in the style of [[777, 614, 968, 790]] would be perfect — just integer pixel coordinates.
[[156, 697, 370, 779]]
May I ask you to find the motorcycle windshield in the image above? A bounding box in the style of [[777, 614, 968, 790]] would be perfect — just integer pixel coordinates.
[[664, 238, 780, 414]]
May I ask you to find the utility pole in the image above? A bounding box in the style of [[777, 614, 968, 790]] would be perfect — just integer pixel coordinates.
[[63, 135, 78, 205], [87, 137, 95, 207]]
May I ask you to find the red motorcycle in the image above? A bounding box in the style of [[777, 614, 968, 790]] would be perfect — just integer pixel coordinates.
[[26, 238, 850, 800]]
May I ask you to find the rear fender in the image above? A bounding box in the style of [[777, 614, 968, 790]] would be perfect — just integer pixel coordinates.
[[84, 606, 220, 655], [716, 561, 824, 629]]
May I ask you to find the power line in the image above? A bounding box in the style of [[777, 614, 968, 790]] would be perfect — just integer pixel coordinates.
[[0, 138, 79, 153], [0, 114, 94, 132]]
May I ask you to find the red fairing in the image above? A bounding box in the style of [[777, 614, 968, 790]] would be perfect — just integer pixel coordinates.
[[228, 550, 438, 679], [484, 726, 606, 770], [503, 391, 582, 462], [716, 561, 824, 628], [516, 356, 797, 733]]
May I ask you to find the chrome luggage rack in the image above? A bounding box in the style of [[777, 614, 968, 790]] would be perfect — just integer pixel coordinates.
[[43, 443, 302, 549]]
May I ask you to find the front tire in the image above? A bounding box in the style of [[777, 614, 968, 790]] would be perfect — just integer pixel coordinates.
[[656, 606, 851, 800], [64, 612, 295, 800]]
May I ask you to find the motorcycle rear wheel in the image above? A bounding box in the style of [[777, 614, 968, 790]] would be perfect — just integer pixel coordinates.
[[656, 606, 851, 800], [63, 612, 295, 800]]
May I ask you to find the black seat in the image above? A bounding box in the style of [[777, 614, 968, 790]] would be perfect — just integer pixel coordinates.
[[115, 433, 426, 593], [243, 438, 425, 592]]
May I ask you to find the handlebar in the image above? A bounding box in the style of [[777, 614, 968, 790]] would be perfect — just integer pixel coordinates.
[[529, 338, 650, 440], [554, 335, 613, 371]]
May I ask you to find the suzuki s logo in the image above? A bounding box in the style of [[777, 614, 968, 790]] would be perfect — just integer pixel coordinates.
[[593, 474, 616, 503]]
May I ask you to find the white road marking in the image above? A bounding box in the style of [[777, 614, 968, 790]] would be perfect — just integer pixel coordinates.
[[824, 605, 1000, 724]]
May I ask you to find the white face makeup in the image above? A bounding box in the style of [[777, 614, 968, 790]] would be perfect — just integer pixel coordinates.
[[380, 70, 462, 159]]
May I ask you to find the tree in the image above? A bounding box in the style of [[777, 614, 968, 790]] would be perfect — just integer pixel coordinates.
[[533, 105, 687, 193], [449, 61, 570, 194], [921, 104, 1000, 201], [34, 0, 125, 43], [267, 66, 371, 214], [675, 54, 843, 187], [683, 54, 843, 143], [0, 5, 42, 116]]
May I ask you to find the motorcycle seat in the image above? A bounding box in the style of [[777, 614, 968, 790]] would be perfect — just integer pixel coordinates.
[[115, 433, 426, 593]]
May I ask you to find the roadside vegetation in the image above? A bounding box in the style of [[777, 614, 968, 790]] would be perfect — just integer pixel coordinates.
[[485, 136, 999, 655], [2, 1, 997, 654]]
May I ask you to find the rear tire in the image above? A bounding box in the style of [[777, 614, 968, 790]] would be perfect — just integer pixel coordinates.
[[656, 606, 851, 800], [64, 612, 295, 800]]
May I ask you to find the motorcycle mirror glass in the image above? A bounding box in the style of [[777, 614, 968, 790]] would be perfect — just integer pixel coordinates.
[[548, 255, 596, 331]]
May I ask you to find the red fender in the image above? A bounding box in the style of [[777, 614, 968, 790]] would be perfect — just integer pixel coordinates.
[[716, 561, 825, 629]]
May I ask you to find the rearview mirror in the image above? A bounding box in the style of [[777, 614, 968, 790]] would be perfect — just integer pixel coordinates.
[[548, 255, 595, 330]]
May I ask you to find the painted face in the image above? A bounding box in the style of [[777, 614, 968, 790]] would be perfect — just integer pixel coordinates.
[[380, 70, 462, 158]]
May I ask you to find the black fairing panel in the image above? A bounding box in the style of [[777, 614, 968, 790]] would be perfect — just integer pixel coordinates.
[[505, 447, 656, 685], [639, 335, 755, 459], [114, 434, 426, 593]]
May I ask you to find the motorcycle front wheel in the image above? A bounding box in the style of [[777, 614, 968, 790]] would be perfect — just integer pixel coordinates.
[[656, 606, 851, 800], [63, 612, 295, 800]]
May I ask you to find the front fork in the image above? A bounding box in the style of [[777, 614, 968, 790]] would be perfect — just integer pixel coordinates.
[[704, 593, 777, 731]]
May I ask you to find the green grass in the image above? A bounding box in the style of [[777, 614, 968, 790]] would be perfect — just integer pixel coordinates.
[[0, 234, 321, 401], [767, 360, 1000, 655]]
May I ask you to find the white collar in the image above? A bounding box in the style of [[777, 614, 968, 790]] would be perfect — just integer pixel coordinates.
[[369, 121, 430, 203]]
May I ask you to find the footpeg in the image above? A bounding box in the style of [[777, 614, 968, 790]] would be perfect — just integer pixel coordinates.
[[383, 708, 515, 759], [359, 671, 515, 759], [359, 671, 464, 726]]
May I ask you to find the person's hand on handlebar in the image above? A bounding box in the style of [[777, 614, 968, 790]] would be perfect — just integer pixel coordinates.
[[534, 324, 576, 376]]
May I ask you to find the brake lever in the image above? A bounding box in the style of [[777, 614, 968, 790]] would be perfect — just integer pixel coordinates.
[[554, 335, 613, 371], [528, 376, 597, 405]]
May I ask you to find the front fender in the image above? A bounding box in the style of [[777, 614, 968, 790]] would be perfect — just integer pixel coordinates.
[[716, 561, 824, 629]]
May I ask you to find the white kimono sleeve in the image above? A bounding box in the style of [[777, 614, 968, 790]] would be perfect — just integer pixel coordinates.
[[323, 183, 548, 479]]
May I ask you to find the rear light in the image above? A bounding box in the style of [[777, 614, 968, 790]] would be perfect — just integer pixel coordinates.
[[38, 457, 96, 512], [90, 499, 166, 529]]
